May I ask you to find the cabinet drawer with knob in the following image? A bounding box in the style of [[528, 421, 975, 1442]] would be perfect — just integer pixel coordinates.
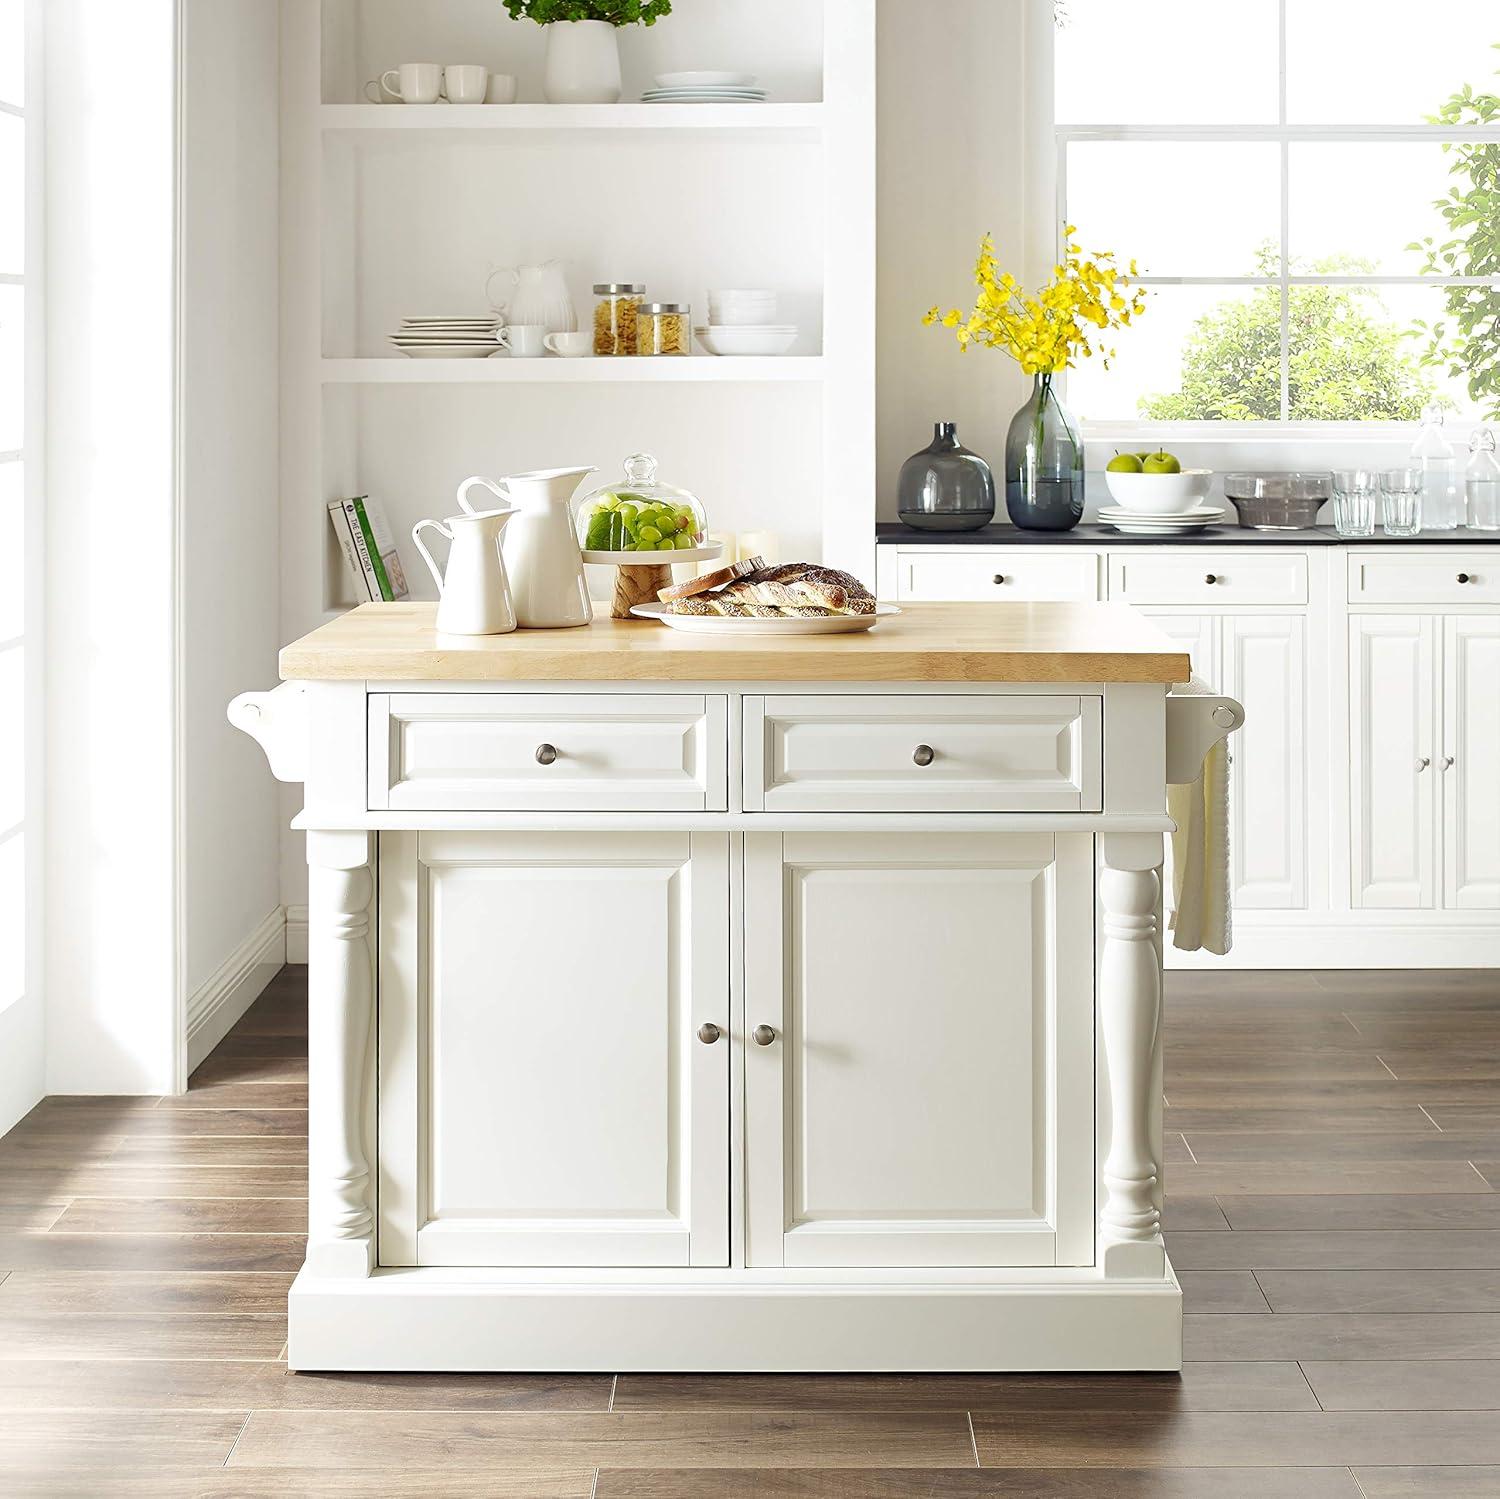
[[893, 549, 1101, 602], [1347, 554, 1500, 605], [368, 693, 728, 811], [743, 695, 1102, 812], [1108, 551, 1309, 606]]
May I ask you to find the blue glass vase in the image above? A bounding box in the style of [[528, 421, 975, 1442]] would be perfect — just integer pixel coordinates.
[[1004, 373, 1084, 531]]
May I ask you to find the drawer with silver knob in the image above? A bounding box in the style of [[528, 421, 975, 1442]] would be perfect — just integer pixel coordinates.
[[368, 692, 727, 811], [1347, 553, 1500, 605], [892, 549, 1101, 603], [742, 694, 1102, 812], [1108, 551, 1308, 606]]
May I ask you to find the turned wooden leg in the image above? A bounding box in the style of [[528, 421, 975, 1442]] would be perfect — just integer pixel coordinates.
[[305, 829, 375, 1278], [610, 562, 675, 620], [1099, 836, 1166, 1278]]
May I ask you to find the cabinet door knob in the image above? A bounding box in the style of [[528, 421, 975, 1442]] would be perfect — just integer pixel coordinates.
[[1204, 573, 1219, 585], [913, 744, 936, 767], [696, 1023, 722, 1045], [1415, 756, 1431, 772], [535, 743, 558, 765], [992, 573, 1006, 585], [1440, 755, 1455, 771], [1457, 573, 1472, 584], [752, 1024, 777, 1047]]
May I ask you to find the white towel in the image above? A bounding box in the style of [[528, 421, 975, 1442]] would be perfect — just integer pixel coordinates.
[[1167, 678, 1232, 955]]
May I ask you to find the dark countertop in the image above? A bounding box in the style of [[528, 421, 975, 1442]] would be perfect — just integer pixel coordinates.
[[876, 522, 1500, 547]]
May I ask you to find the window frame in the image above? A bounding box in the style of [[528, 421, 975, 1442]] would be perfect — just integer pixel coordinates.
[[1054, 2, 1500, 445]]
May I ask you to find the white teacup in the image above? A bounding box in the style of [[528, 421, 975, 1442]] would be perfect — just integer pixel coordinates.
[[363, 76, 401, 104], [380, 63, 444, 104], [495, 324, 547, 358], [444, 64, 488, 104], [544, 331, 592, 358], [486, 72, 519, 104]]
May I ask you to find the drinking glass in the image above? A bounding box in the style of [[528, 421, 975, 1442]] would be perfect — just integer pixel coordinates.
[[1380, 468, 1423, 536], [1330, 469, 1377, 537]]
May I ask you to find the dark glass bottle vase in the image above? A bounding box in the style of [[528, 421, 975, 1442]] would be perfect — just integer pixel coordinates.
[[1004, 373, 1084, 531], [897, 422, 996, 532]]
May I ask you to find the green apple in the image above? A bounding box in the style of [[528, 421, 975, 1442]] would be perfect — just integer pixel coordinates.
[[1106, 452, 1143, 474], [1142, 450, 1182, 474]]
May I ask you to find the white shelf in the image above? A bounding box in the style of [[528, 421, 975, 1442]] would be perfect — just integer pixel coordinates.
[[320, 103, 824, 137], [320, 357, 827, 384]]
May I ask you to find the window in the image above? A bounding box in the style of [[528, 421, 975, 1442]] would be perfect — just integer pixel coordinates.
[[1, 0, 32, 1017], [1055, 0, 1500, 429]]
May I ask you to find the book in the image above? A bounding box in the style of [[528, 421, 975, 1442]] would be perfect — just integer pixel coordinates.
[[331, 495, 412, 603], [327, 500, 376, 602]]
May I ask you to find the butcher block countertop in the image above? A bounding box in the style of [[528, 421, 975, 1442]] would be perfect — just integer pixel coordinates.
[[279, 601, 1190, 684]]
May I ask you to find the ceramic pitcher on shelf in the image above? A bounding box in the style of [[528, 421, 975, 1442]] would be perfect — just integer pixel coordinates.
[[458, 467, 595, 629], [485, 260, 576, 334], [411, 507, 518, 636]]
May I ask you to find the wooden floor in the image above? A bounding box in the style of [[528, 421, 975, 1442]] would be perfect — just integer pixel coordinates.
[[2, 968, 1499, 1496]]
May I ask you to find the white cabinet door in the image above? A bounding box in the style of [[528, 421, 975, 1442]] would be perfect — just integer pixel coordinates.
[[1350, 616, 1437, 909], [1222, 615, 1307, 910], [378, 830, 729, 1268], [744, 831, 1094, 1269], [1443, 616, 1500, 910]]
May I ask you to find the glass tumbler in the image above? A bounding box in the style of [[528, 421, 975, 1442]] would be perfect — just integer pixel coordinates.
[[1330, 469, 1378, 537], [1380, 468, 1423, 536]]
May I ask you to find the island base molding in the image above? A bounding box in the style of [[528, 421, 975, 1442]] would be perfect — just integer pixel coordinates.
[[288, 1265, 1184, 1373]]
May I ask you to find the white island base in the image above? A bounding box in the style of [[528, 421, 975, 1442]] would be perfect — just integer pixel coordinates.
[[234, 603, 1239, 1374]]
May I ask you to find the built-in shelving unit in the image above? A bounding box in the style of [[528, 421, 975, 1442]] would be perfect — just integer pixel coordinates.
[[280, 0, 874, 623]]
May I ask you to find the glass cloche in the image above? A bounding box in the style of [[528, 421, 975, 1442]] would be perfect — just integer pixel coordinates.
[[575, 453, 707, 555]]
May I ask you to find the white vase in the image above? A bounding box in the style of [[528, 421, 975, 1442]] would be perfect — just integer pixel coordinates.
[[543, 19, 622, 105]]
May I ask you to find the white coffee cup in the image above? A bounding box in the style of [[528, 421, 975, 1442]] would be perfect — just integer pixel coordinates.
[[363, 76, 401, 104], [543, 331, 592, 358], [486, 72, 519, 104], [496, 324, 547, 358], [380, 63, 445, 104], [444, 64, 488, 105]]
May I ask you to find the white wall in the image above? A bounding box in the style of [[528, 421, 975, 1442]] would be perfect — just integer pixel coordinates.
[[43, 0, 179, 1095], [875, 0, 1049, 517], [180, 0, 284, 1063]]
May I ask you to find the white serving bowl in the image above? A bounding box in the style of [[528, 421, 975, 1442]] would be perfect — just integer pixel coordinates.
[[1103, 468, 1213, 514], [696, 326, 798, 357]]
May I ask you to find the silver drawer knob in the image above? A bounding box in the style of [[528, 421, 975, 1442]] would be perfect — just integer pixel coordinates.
[[1457, 573, 1472, 584], [1415, 756, 1431, 772], [752, 1025, 777, 1047], [1441, 755, 1455, 771], [696, 1023, 722, 1045], [535, 743, 558, 765], [913, 744, 935, 767]]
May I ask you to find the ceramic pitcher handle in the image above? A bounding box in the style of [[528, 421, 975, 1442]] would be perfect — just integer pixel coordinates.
[[455, 475, 510, 515], [411, 519, 452, 595], [485, 266, 517, 313]]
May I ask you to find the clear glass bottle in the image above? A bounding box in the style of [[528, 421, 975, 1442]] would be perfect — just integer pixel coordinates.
[[897, 422, 996, 531], [1467, 426, 1500, 531], [636, 303, 691, 356], [1410, 403, 1461, 531], [592, 284, 645, 356]]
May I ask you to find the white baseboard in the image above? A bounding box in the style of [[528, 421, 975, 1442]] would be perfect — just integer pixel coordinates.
[[1167, 915, 1500, 970], [185, 908, 288, 1074], [285, 904, 309, 964]]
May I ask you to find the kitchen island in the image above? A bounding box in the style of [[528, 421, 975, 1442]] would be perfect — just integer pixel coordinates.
[[233, 601, 1240, 1373]]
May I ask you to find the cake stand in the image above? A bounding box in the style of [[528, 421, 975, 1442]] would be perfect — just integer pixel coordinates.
[[581, 543, 725, 620]]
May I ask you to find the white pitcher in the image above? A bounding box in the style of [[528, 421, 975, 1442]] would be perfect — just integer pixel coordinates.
[[485, 260, 576, 334], [411, 508, 518, 636], [458, 467, 594, 629]]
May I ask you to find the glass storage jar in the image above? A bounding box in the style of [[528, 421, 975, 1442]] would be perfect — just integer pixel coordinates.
[[575, 453, 708, 555], [592, 284, 645, 356], [637, 303, 691, 356]]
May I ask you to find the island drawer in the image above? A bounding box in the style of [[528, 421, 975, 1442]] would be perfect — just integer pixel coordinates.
[[368, 693, 728, 812], [1347, 553, 1500, 605], [743, 695, 1102, 812], [891, 549, 1101, 602], [1108, 551, 1308, 606]]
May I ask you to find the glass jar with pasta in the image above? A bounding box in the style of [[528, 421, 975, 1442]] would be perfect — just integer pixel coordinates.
[[592, 284, 645, 356], [636, 302, 691, 357]]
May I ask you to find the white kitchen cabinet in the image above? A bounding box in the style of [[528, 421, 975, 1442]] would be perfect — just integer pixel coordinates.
[[376, 829, 730, 1268], [743, 831, 1095, 1270], [1443, 617, 1500, 910]]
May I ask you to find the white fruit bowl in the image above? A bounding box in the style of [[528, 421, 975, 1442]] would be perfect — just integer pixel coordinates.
[[696, 326, 798, 357], [1103, 468, 1213, 514]]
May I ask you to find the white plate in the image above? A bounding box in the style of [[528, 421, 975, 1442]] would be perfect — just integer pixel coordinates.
[[1097, 505, 1225, 522], [654, 71, 758, 88], [580, 543, 724, 566], [1104, 518, 1226, 535], [642, 92, 766, 102], [400, 318, 500, 326], [393, 344, 498, 359], [632, 601, 899, 635]]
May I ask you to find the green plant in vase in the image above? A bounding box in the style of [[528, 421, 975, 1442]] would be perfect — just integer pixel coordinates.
[[503, 0, 673, 104], [925, 230, 1147, 530]]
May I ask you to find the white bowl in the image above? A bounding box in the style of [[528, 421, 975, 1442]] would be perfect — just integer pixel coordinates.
[[1102, 468, 1213, 514], [696, 326, 798, 357], [655, 71, 757, 89]]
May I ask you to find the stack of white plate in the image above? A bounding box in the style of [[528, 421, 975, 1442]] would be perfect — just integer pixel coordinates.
[[643, 71, 766, 103], [708, 288, 777, 326], [1097, 504, 1228, 536], [389, 317, 500, 359]]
